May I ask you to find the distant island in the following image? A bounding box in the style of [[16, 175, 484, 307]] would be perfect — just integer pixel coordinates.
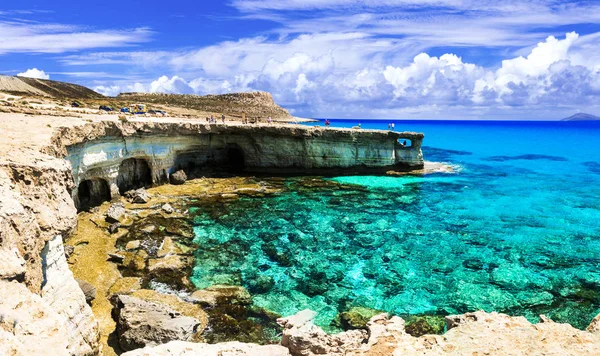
[[561, 113, 600, 121]]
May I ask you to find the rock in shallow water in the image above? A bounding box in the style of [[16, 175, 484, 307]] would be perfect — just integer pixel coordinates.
[[106, 203, 126, 223], [190, 285, 252, 308], [125, 188, 151, 204]]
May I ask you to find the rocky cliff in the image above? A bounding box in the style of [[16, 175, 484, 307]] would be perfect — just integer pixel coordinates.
[[0, 116, 423, 355], [44, 121, 423, 210], [0, 159, 100, 355]]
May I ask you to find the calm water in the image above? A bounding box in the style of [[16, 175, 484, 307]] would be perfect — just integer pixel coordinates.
[[190, 119, 600, 330]]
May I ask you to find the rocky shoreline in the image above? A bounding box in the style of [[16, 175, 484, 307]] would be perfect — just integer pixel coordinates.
[[2, 115, 600, 355]]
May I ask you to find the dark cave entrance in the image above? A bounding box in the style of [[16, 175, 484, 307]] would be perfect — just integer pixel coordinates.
[[225, 144, 246, 173], [172, 144, 246, 178], [116, 158, 153, 195], [77, 178, 111, 211]]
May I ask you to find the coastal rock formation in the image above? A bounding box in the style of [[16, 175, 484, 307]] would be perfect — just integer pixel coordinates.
[[0, 160, 100, 355], [276, 310, 600, 355], [0, 280, 70, 356], [112, 294, 202, 351], [43, 121, 423, 210], [121, 340, 290, 356]]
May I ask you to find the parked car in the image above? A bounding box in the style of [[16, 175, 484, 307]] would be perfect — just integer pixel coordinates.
[[120, 107, 130, 113], [99, 105, 114, 112], [71, 101, 82, 108]]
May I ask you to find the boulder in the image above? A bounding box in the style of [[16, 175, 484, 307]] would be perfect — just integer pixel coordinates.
[[76, 279, 97, 304], [170, 170, 187, 185], [112, 294, 201, 351], [162, 203, 175, 214], [125, 188, 150, 204], [125, 240, 141, 251], [148, 255, 189, 273], [190, 285, 251, 308], [106, 203, 126, 223], [157, 237, 182, 258]]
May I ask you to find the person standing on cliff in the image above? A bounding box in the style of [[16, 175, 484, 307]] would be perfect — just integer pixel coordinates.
[[388, 123, 391, 130], [221, 114, 225, 123], [391, 122, 395, 131]]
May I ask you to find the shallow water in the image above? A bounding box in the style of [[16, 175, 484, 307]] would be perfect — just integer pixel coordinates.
[[190, 119, 600, 331]]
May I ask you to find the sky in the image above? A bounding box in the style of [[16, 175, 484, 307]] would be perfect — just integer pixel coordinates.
[[1, 0, 600, 120]]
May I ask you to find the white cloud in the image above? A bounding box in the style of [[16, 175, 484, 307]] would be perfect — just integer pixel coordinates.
[[17, 68, 50, 79], [0, 21, 151, 54], [81, 32, 600, 119], [93, 85, 121, 97]]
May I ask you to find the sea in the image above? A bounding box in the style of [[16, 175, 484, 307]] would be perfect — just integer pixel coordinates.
[[189, 119, 600, 331]]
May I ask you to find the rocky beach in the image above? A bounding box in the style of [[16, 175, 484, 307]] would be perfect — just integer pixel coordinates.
[[1, 83, 600, 355]]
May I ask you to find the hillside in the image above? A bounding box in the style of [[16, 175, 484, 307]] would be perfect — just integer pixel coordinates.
[[118, 91, 292, 119], [561, 113, 600, 121], [0, 75, 104, 99]]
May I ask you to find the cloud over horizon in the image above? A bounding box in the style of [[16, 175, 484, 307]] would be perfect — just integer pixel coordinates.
[[3, 1, 600, 119]]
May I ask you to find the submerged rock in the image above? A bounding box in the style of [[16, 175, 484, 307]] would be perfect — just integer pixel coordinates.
[[170, 170, 187, 185], [404, 315, 446, 336], [111, 294, 202, 351], [339, 307, 382, 330]]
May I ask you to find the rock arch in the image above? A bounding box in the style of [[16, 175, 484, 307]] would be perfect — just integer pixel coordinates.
[[77, 178, 111, 211]]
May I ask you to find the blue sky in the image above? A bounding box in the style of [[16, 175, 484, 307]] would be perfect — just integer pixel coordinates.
[[2, 0, 600, 119]]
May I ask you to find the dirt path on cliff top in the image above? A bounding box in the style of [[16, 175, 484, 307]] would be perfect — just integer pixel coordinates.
[[0, 113, 316, 166]]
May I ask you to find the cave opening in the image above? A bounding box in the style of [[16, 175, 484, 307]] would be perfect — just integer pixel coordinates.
[[172, 144, 246, 178], [225, 144, 246, 173], [116, 158, 153, 195], [77, 178, 111, 211]]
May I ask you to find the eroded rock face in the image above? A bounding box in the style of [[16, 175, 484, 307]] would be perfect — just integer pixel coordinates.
[[52, 121, 424, 207], [0, 280, 70, 356], [0, 162, 100, 355], [112, 294, 202, 352], [278, 310, 368, 355], [121, 340, 291, 356]]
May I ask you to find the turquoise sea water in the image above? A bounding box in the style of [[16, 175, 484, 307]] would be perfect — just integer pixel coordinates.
[[190, 119, 600, 331]]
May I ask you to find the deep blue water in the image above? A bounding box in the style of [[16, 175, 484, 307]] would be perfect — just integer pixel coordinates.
[[190, 119, 600, 331]]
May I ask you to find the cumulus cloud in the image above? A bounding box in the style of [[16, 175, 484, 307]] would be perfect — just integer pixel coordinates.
[[86, 31, 600, 119], [17, 68, 50, 79]]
